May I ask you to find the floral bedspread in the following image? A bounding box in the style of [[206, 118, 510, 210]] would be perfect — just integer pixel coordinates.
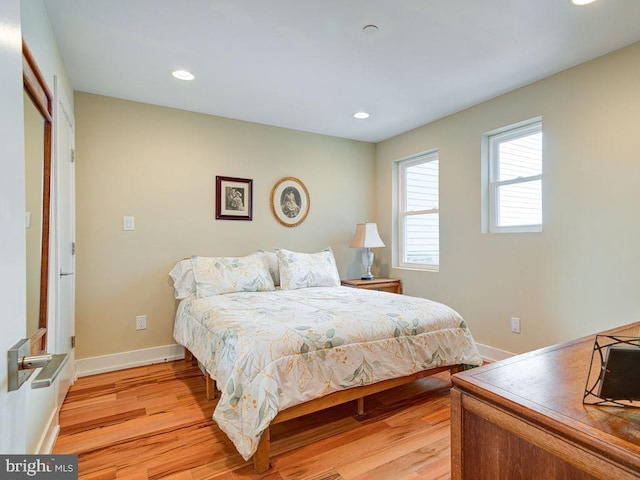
[[173, 286, 482, 460]]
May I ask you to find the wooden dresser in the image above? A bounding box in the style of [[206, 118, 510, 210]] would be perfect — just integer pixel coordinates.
[[451, 322, 640, 480], [340, 278, 402, 294]]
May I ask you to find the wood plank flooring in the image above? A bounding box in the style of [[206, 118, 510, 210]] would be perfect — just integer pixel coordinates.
[[54, 360, 455, 480]]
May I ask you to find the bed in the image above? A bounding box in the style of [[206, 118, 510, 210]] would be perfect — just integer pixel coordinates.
[[170, 249, 482, 472]]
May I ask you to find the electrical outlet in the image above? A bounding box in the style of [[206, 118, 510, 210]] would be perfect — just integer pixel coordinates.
[[123, 216, 135, 231], [136, 315, 147, 330], [510, 316, 521, 334]]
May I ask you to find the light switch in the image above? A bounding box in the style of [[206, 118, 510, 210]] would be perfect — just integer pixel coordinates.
[[25, 212, 31, 229], [123, 216, 135, 231]]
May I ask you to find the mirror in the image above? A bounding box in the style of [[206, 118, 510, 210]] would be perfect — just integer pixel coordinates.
[[24, 91, 44, 338], [23, 41, 52, 355]]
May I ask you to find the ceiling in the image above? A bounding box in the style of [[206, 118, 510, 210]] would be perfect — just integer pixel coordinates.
[[42, 0, 640, 143]]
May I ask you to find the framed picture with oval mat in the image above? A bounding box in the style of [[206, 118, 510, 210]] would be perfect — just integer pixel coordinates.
[[270, 177, 309, 227]]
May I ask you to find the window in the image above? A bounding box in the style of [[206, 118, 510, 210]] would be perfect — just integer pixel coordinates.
[[484, 119, 542, 233], [397, 151, 439, 271]]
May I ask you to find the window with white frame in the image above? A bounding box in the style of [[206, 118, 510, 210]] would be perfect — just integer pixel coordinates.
[[397, 151, 439, 271], [485, 119, 543, 233]]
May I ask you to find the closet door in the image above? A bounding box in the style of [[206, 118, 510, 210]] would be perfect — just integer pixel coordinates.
[[54, 78, 76, 408]]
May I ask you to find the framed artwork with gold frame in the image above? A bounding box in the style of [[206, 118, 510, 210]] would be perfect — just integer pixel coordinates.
[[270, 177, 309, 227]]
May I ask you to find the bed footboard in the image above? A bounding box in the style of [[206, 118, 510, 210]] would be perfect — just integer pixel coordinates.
[[250, 364, 460, 472]]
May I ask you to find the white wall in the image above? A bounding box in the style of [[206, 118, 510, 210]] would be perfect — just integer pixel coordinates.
[[376, 42, 640, 354], [20, 0, 73, 109]]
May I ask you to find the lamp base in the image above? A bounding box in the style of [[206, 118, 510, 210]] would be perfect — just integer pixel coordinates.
[[361, 248, 375, 281]]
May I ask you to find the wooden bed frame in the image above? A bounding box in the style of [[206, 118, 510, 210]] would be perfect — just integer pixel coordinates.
[[185, 349, 462, 473]]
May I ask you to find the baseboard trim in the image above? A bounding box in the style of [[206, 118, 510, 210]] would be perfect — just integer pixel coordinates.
[[476, 342, 515, 363], [35, 408, 58, 454], [75, 344, 185, 377], [75, 342, 509, 378]]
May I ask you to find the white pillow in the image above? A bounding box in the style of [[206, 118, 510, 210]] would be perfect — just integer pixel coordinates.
[[255, 250, 280, 286], [169, 259, 196, 299], [191, 253, 276, 298], [276, 247, 340, 290]]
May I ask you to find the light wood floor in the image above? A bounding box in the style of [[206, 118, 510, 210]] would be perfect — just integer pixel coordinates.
[[54, 360, 454, 480]]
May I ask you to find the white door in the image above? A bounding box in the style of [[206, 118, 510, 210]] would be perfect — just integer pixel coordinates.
[[0, 0, 29, 454], [54, 77, 76, 404]]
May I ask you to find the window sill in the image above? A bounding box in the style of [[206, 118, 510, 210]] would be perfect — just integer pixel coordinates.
[[489, 225, 542, 234], [394, 264, 439, 273]]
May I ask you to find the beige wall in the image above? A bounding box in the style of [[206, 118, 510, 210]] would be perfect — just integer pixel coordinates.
[[376, 42, 640, 354], [74, 93, 375, 359]]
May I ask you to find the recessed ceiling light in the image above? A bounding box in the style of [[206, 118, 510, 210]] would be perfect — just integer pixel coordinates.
[[172, 69, 195, 81], [571, 0, 597, 5], [353, 112, 370, 119]]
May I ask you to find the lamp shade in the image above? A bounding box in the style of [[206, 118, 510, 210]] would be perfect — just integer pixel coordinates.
[[349, 222, 385, 248]]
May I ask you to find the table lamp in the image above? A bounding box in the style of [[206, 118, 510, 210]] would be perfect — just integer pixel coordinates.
[[349, 222, 385, 280]]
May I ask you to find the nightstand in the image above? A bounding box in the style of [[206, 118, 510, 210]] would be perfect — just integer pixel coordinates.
[[340, 278, 403, 294]]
